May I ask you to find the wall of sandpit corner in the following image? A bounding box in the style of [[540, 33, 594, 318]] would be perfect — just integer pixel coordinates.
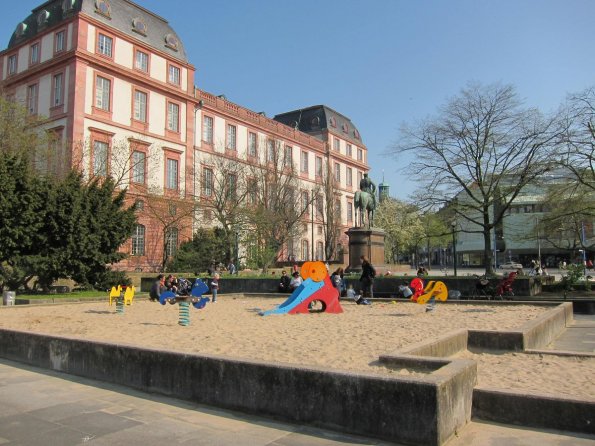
[[468, 302, 572, 351], [473, 388, 595, 435], [0, 328, 475, 446]]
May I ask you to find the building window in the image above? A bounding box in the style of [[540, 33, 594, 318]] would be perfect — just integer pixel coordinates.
[[226, 124, 237, 150], [284, 145, 293, 166], [333, 138, 340, 152], [135, 50, 149, 72], [301, 190, 309, 213], [347, 202, 353, 222], [134, 90, 147, 122], [316, 195, 323, 217], [52, 73, 63, 106], [266, 139, 275, 162], [7, 54, 17, 75], [247, 179, 257, 204], [358, 171, 363, 184], [93, 141, 109, 176], [166, 158, 178, 190], [95, 76, 111, 111], [248, 132, 257, 157], [167, 102, 179, 132], [315, 156, 322, 178], [357, 148, 363, 161], [30, 43, 40, 65], [346, 167, 352, 187], [334, 163, 341, 183], [203, 167, 213, 196], [335, 199, 341, 215], [227, 173, 237, 200], [316, 241, 324, 261], [301, 240, 309, 261], [54, 30, 65, 53], [134, 199, 144, 211], [202, 115, 213, 143], [131, 224, 145, 255], [168, 64, 180, 85], [131, 150, 146, 184], [300, 151, 309, 174], [26, 84, 38, 115], [346, 143, 352, 157], [165, 227, 178, 257], [97, 33, 113, 57]]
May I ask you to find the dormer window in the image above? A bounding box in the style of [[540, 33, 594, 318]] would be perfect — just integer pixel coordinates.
[[342, 123, 348, 133], [329, 117, 336, 127], [15, 22, 27, 38], [62, 0, 76, 13], [164, 33, 179, 51], [37, 10, 50, 27], [132, 17, 147, 36], [95, 0, 111, 18], [353, 129, 360, 140]]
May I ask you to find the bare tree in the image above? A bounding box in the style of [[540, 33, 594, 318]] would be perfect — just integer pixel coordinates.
[[560, 86, 595, 191], [392, 82, 564, 274], [244, 138, 314, 272], [198, 153, 250, 264], [318, 157, 343, 261]]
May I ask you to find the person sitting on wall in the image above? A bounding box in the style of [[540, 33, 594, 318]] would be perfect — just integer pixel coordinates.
[[149, 274, 166, 302], [278, 271, 291, 293], [289, 271, 303, 291]]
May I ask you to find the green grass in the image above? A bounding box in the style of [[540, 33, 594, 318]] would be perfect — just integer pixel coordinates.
[[17, 290, 112, 300]]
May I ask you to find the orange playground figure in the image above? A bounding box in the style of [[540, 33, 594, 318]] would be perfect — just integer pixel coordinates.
[[260, 261, 343, 315]]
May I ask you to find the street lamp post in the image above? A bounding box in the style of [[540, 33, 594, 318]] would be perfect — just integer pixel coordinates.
[[451, 221, 457, 277]]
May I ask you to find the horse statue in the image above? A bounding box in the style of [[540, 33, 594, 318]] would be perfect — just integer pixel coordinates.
[[354, 190, 375, 228]]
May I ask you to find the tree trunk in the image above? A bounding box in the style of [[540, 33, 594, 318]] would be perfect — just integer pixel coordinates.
[[484, 228, 494, 275]]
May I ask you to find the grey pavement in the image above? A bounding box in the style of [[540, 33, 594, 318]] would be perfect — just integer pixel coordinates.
[[548, 313, 595, 353], [1, 359, 595, 446]]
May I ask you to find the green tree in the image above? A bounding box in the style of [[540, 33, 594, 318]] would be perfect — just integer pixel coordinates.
[[169, 228, 228, 274], [374, 197, 424, 264]]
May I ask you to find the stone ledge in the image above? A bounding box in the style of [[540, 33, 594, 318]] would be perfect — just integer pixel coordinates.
[[0, 328, 475, 446], [473, 388, 595, 435]]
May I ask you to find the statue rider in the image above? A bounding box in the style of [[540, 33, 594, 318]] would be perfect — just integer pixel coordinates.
[[359, 173, 377, 210]]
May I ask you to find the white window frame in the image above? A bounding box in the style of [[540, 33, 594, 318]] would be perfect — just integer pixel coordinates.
[[97, 33, 113, 57], [166, 158, 179, 190], [134, 90, 147, 122]]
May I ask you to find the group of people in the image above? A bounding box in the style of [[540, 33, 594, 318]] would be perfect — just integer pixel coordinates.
[[150, 255, 378, 306], [149, 272, 219, 303]]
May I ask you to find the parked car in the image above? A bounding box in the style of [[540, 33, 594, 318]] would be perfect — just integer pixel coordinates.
[[500, 261, 523, 270]]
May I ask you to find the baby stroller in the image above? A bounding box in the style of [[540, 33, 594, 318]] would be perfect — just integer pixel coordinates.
[[495, 272, 516, 300], [472, 274, 494, 299], [176, 277, 193, 296]]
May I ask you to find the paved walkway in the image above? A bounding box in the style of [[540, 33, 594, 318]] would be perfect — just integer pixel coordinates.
[[548, 313, 595, 353], [1, 359, 594, 446]]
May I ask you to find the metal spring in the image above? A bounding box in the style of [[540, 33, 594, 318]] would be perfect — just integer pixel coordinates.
[[116, 298, 124, 314], [178, 301, 190, 326]]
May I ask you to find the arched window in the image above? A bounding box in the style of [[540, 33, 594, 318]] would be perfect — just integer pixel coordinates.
[[316, 241, 324, 261], [165, 227, 178, 257], [301, 240, 309, 261], [131, 224, 145, 256]]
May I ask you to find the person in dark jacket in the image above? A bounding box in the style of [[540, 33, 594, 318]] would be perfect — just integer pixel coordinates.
[[149, 274, 165, 302], [278, 271, 291, 292], [358, 256, 375, 304]]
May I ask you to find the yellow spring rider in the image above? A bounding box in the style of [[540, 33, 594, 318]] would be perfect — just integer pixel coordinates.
[[415, 281, 448, 305]]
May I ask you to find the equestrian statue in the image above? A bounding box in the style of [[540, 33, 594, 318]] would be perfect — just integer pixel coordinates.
[[354, 173, 377, 228]]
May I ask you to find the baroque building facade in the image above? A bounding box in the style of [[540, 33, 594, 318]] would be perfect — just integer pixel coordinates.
[[1, 0, 369, 271]]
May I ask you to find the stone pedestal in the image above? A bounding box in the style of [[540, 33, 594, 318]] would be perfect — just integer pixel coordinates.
[[345, 227, 386, 274]]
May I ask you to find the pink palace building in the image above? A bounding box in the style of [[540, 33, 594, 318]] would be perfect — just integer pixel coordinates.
[[1, 0, 370, 272]]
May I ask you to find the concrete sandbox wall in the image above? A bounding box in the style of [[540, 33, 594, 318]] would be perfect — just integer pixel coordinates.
[[0, 328, 476, 446]]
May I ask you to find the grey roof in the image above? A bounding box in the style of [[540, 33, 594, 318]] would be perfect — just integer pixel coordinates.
[[7, 0, 187, 62], [273, 105, 364, 146]]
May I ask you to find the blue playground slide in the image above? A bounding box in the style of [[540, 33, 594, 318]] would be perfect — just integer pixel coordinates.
[[259, 278, 324, 316]]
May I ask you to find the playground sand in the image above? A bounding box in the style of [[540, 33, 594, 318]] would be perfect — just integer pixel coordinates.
[[1, 298, 594, 401]]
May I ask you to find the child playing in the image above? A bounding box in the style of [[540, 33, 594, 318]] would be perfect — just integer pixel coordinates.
[[211, 273, 219, 303]]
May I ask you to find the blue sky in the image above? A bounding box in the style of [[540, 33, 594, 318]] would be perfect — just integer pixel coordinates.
[[3, 0, 595, 199]]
